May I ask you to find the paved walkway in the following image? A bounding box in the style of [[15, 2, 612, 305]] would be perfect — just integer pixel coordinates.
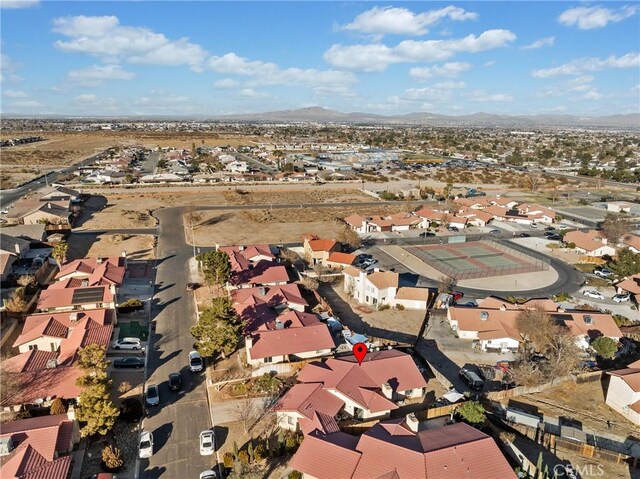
[[69, 437, 88, 479]]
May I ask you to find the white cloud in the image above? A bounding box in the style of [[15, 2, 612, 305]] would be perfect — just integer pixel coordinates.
[[484, 60, 496, 67], [0, 0, 39, 9], [238, 88, 269, 99], [325, 29, 515, 71], [3, 89, 27, 98], [582, 90, 603, 100], [312, 85, 357, 98], [341, 5, 477, 36], [67, 64, 135, 85], [6, 99, 42, 108], [465, 90, 513, 102], [522, 36, 555, 50], [433, 81, 465, 89], [532, 52, 640, 77], [558, 5, 637, 29], [214, 78, 239, 89], [632, 84, 640, 92], [537, 75, 596, 98], [52, 15, 208, 71], [409, 62, 471, 79], [0, 52, 21, 82], [75, 93, 97, 103], [208, 53, 357, 89], [133, 93, 190, 110]]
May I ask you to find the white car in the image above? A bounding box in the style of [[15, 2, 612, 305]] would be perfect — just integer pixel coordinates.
[[200, 470, 217, 479], [613, 293, 631, 303], [139, 431, 154, 458], [0, 209, 8, 214], [112, 337, 142, 350], [145, 384, 159, 407], [583, 290, 604, 300], [199, 430, 215, 455], [189, 351, 203, 372], [557, 225, 569, 230]]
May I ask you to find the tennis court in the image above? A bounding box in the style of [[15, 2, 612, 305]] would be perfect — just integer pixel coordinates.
[[405, 240, 549, 280]]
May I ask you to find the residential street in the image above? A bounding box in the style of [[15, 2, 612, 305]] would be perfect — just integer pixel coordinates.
[[139, 207, 214, 478]]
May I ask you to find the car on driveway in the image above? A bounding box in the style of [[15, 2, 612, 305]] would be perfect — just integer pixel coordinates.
[[145, 384, 159, 407], [519, 232, 530, 237], [613, 292, 631, 303], [459, 368, 484, 391], [139, 431, 153, 458], [447, 226, 459, 232], [113, 357, 144, 369], [594, 267, 613, 279], [168, 372, 182, 391], [544, 226, 555, 232], [199, 430, 215, 455], [547, 234, 562, 241], [583, 290, 604, 300], [111, 338, 142, 350], [189, 351, 203, 372], [530, 222, 538, 228]]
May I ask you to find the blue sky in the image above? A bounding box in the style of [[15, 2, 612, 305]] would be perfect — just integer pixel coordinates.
[[1, 1, 639, 116]]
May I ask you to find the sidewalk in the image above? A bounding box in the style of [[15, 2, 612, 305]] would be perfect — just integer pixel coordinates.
[[69, 437, 88, 479]]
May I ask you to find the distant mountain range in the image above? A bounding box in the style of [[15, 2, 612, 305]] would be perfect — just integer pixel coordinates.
[[218, 107, 640, 129], [4, 107, 639, 128]]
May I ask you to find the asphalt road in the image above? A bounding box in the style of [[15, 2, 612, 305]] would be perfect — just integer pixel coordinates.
[[139, 208, 214, 479], [0, 151, 105, 206]]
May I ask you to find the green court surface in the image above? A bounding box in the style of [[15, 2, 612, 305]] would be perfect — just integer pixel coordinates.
[[118, 321, 149, 341]]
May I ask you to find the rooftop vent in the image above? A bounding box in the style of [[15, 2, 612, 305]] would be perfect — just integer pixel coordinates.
[[81, 280, 89, 287], [96, 257, 103, 264], [480, 311, 489, 321], [583, 315, 594, 325], [46, 358, 58, 369], [69, 312, 79, 321], [499, 304, 507, 311], [0, 437, 14, 457], [275, 319, 284, 330]]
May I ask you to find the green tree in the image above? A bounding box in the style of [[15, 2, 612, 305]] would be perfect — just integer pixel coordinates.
[[609, 248, 640, 277], [75, 344, 109, 386], [52, 240, 68, 265], [455, 401, 486, 424], [191, 299, 242, 358], [590, 336, 618, 359], [197, 250, 231, 287], [50, 398, 67, 415], [76, 382, 120, 437]]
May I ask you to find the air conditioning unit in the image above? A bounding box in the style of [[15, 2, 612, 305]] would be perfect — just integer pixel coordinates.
[[46, 358, 58, 369]]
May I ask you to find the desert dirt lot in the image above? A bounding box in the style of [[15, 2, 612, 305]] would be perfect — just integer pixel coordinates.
[[190, 204, 409, 245], [67, 234, 156, 260]]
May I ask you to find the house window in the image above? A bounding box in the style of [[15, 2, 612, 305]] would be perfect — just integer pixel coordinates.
[[287, 416, 295, 425], [28, 345, 38, 351], [372, 298, 377, 305], [264, 357, 273, 363], [50, 343, 57, 352]]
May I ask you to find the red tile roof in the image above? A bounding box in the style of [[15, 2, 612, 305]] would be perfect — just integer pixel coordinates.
[[291, 421, 515, 479], [276, 383, 344, 422], [55, 256, 125, 286], [2, 350, 59, 373], [37, 286, 114, 310], [307, 238, 339, 252], [327, 252, 357, 266], [608, 365, 640, 392], [231, 260, 289, 287], [249, 322, 334, 360], [0, 367, 83, 408]]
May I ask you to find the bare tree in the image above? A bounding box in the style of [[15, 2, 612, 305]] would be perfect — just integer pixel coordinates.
[[515, 307, 553, 353], [336, 226, 362, 250], [0, 354, 20, 406], [437, 276, 455, 294], [510, 356, 545, 386], [300, 275, 319, 291], [523, 171, 542, 192], [545, 327, 582, 377], [439, 212, 452, 228], [16, 275, 35, 288], [234, 397, 258, 434], [601, 212, 629, 245]]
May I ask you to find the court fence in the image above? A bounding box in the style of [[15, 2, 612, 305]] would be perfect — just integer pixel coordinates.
[[405, 240, 550, 280]]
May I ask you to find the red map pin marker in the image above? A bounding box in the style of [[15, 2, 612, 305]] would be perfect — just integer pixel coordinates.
[[353, 342, 368, 365]]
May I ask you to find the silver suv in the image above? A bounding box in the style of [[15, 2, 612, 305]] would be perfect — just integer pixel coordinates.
[[112, 337, 142, 350], [189, 351, 203, 372]]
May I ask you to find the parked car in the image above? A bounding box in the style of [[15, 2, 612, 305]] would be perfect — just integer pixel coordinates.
[[613, 292, 631, 303], [139, 431, 154, 458], [547, 234, 562, 241], [419, 231, 436, 237], [113, 357, 145, 369], [459, 368, 484, 391], [0, 209, 8, 215], [199, 430, 215, 455], [189, 351, 203, 372], [519, 232, 530, 237], [145, 384, 159, 407], [583, 290, 604, 300], [530, 222, 538, 228], [447, 226, 459, 232], [544, 226, 555, 232], [199, 471, 217, 479], [112, 338, 142, 350], [557, 225, 569, 230], [168, 372, 182, 391], [489, 229, 501, 235], [594, 267, 613, 278], [186, 282, 200, 291]]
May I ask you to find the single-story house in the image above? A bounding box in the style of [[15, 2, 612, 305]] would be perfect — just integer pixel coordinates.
[[606, 359, 640, 425]]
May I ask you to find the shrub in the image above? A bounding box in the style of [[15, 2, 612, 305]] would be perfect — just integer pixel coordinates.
[[251, 373, 281, 393], [223, 452, 235, 468], [285, 435, 298, 453], [378, 304, 391, 311], [554, 292, 572, 302], [254, 443, 266, 462], [14, 410, 32, 420], [49, 398, 67, 415], [591, 336, 618, 359], [395, 304, 405, 310], [565, 242, 576, 249], [102, 445, 124, 470], [289, 472, 303, 479], [119, 298, 143, 309], [237, 450, 250, 465]]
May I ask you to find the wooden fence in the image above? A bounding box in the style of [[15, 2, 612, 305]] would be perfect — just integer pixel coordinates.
[[341, 419, 380, 435], [486, 371, 604, 400], [425, 403, 459, 419], [552, 436, 635, 467]]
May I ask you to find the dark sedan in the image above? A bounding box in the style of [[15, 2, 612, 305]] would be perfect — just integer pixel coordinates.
[[113, 357, 145, 369], [168, 372, 182, 391]]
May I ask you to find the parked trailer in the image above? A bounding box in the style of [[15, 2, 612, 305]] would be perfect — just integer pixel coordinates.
[[506, 407, 542, 429]]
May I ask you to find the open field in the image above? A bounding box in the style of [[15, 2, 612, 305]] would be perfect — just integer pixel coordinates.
[[67, 234, 156, 260], [190, 204, 408, 245]]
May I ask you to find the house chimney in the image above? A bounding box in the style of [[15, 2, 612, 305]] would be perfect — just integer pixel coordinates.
[[381, 382, 393, 400], [259, 287, 266, 296], [96, 257, 103, 264], [406, 413, 419, 433], [69, 312, 79, 321], [275, 319, 284, 330], [66, 404, 76, 421], [81, 280, 89, 287], [239, 245, 245, 251]]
